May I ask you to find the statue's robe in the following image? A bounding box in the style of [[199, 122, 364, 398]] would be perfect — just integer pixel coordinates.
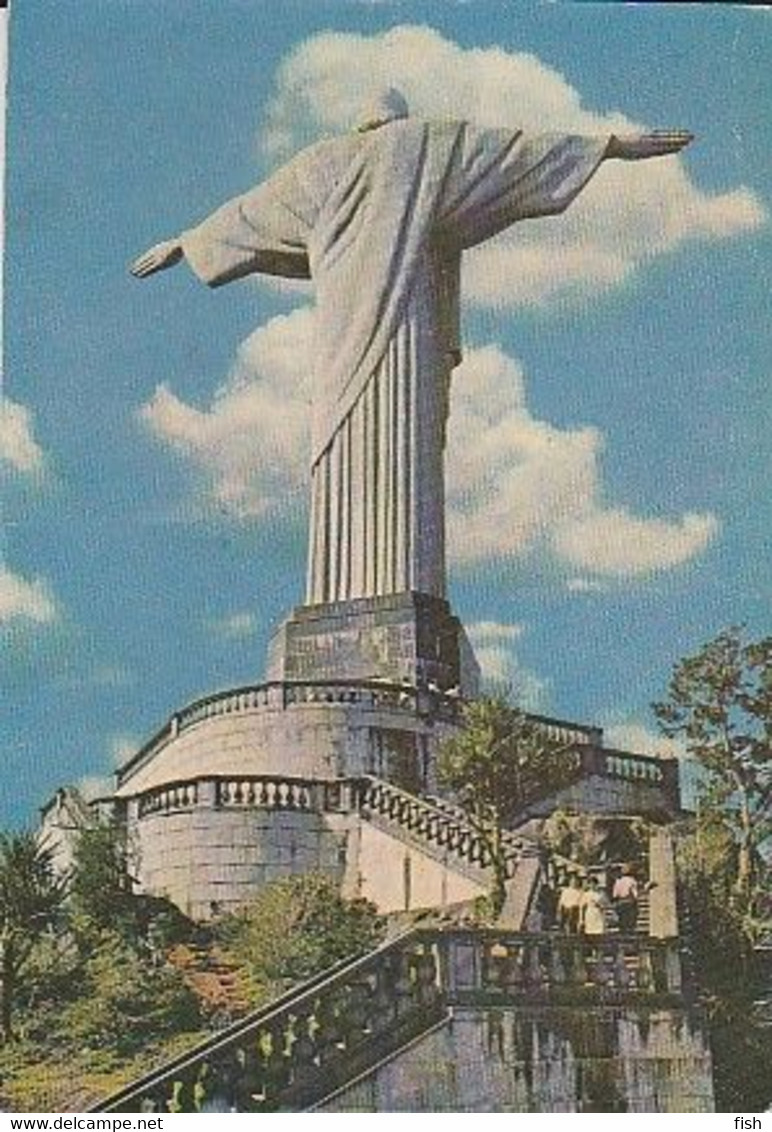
[[181, 120, 608, 603]]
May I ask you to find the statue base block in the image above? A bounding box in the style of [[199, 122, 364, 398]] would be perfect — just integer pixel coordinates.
[[266, 592, 479, 695]]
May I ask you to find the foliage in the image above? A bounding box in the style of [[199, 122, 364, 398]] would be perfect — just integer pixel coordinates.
[[56, 931, 201, 1059], [69, 821, 133, 932], [540, 811, 653, 873], [654, 626, 772, 899], [437, 696, 581, 916], [69, 822, 192, 948], [218, 874, 383, 994], [539, 810, 606, 867], [676, 817, 772, 1111], [0, 831, 67, 1043]]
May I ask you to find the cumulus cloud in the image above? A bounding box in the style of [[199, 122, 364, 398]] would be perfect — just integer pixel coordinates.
[[0, 397, 47, 476], [603, 720, 687, 762], [0, 567, 58, 624], [446, 343, 718, 575], [76, 775, 114, 802], [212, 611, 258, 638], [140, 308, 314, 519], [554, 509, 719, 577], [109, 735, 141, 767], [465, 620, 547, 710], [143, 310, 717, 580], [260, 25, 765, 306]]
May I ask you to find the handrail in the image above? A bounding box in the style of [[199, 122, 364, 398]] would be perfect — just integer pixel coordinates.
[[115, 681, 604, 788], [357, 775, 536, 879], [93, 925, 428, 1112], [93, 927, 689, 1114]]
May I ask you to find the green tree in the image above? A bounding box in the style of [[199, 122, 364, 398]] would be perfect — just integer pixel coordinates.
[[0, 831, 67, 1043], [59, 931, 201, 1058], [436, 696, 581, 918], [69, 821, 191, 950], [675, 815, 772, 1111], [654, 626, 772, 901], [219, 874, 383, 995], [70, 821, 133, 935]]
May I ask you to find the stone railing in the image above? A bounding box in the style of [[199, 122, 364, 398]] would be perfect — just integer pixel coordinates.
[[116, 679, 463, 788], [94, 929, 444, 1114], [603, 750, 664, 782], [94, 927, 688, 1114], [356, 776, 533, 879], [580, 746, 680, 809], [135, 775, 355, 818], [438, 928, 686, 1006], [137, 781, 199, 818], [116, 681, 604, 790]]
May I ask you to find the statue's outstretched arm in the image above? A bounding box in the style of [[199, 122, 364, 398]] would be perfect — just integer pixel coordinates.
[[606, 130, 693, 161], [130, 238, 184, 278]]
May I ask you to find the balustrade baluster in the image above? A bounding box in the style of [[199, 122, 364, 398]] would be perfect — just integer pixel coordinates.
[[640, 948, 657, 992], [288, 1010, 318, 1083], [612, 943, 632, 989], [313, 994, 348, 1064], [260, 1027, 291, 1105]]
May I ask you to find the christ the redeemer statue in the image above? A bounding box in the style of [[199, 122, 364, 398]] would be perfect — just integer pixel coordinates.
[[132, 89, 691, 607]]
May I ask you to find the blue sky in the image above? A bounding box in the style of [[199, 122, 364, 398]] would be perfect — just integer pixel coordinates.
[[2, 1, 770, 828]]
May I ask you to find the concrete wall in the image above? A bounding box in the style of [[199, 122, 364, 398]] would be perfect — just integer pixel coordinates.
[[517, 774, 674, 824], [132, 804, 348, 920], [342, 819, 485, 913], [117, 701, 457, 798], [318, 1005, 715, 1112]]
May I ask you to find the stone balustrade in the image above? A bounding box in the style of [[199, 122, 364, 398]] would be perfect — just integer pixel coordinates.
[[116, 680, 604, 789], [440, 929, 685, 1005], [134, 775, 352, 818], [215, 778, 316, 810], [603, 750, 664, 783], [96, 930, 444, 1114], [95, 927, 688, 1114], [357, 776, 531, 879], [137, 780, 198, 818]]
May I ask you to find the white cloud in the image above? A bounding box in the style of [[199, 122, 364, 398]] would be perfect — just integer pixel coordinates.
[[0, 397, 46, 476], [212, 611, 258, 638], [76, 775, 114, 802], [260, 25, 765, 306], [554, 509, 718, 577], [446, 342, 719, 576], [109, 735, 140, 767], [140, 307, 314, 519], [0, 567, 58, 624], [603, 720, 687, 762], [466, 620, 546, 710], [144, 316, 717, 580], [566, 577, 605, 594]]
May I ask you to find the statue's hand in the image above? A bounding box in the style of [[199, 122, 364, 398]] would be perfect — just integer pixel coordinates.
[[130, 238, 183, 278], [606, 130, 694, 161]]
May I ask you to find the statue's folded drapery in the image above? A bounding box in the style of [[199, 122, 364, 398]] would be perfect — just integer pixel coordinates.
[[181, 120, 608, 603]]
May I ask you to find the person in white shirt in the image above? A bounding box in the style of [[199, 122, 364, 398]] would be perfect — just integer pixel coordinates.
[[557, 874, 583, 934], [612, 864, 640, 933]]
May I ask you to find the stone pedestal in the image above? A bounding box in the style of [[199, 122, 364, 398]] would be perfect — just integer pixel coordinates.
[[266, 591, 479, 696]]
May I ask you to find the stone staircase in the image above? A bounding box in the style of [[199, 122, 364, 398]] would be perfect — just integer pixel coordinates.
[[356, 777, 537, 877], [93, 925, 692, 1114]]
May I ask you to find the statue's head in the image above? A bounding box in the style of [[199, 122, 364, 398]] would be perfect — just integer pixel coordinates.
[[357, 87, 410, 132]]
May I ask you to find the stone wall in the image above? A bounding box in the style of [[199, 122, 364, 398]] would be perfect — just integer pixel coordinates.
[[318, 1005, 715, 1112], [115, 685, 459, 798], [342, 818, 485, 913], [131, 796, 349, 920]]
